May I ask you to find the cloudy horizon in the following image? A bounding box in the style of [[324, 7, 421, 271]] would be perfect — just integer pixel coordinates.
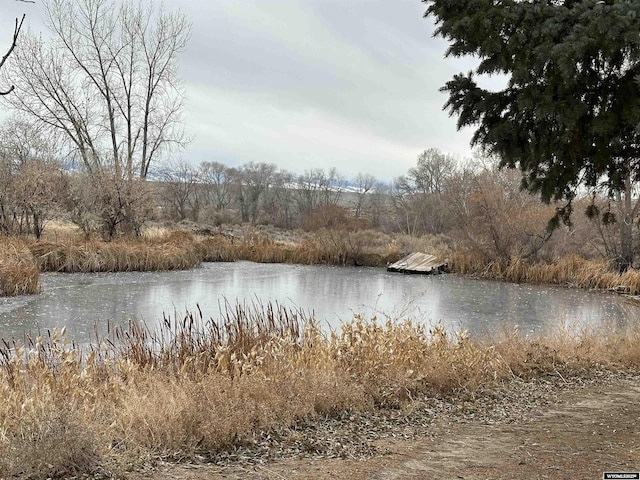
[[0, 0, 484, 182]]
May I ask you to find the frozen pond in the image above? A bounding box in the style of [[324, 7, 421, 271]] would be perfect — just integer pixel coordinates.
[[0, 261, 635, 343]]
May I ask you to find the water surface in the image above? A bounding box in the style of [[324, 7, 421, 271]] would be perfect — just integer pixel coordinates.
[[0, 262, 634, 343]]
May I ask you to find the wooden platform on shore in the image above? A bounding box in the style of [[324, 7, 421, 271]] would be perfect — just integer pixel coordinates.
[[387, 252, 448, 275]]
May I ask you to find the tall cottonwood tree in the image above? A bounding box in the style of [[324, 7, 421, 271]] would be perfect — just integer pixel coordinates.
[[426, 0, 640, 270], [1, 0, 190, 178], [392, 148, 456, 235]]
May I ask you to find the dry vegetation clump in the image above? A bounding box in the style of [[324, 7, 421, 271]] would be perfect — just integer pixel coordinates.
[[304, 229, 402, 266], [0, 331, 103, 478], [231, 234, 294, 263], [196, 229, 404, 267], [333, 316, 507, 404], [0, 305, 638, 477], [0, 238, 40, 296], [449, 249, 640, 294], [197, 234, 294, 263], [28, 231, 201, 272], [194, 233, 237, 262], [490, 319, 640, 378]]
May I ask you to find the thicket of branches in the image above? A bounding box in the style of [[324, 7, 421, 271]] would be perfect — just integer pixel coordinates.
[[0, 0, 190, 238], [0, 102, 628, 267]]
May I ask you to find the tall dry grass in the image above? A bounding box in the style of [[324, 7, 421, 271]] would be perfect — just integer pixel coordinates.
[[0, 304, 638, 477], [29, 228, 402, 274], [197, 229, 405, 267], [28, 231, 201, 273], [0, 238, 40, 296], [197, 233, 295, 264], [0, 227, 405, 300], [450, 250, 640, 294]]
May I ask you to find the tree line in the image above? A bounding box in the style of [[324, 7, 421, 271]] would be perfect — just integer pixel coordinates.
[[0, 105, 632, 270], [1, 0, 640, 270]]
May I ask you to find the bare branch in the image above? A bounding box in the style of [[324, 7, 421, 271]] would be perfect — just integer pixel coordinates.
[[0, 14, 26, 95]]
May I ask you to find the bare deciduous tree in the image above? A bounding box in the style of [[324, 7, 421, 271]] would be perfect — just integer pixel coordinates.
[[351, 172, 376, 219], [391, 149, 457, 235], [159, 159, 201, 222], [409, 148, 456, 195], [1, 0, 190, 178], [199, 161, 235, 212], [261, 169, 294, 227], [294, 168, 345, 224], [235, 162, 278, 224], [368, 181, 390, 229]]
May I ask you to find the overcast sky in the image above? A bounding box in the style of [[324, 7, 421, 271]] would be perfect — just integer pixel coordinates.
[[0, 0, 481, 181]]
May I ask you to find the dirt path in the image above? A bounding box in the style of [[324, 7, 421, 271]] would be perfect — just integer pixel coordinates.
[[140, 376, 640, 479]]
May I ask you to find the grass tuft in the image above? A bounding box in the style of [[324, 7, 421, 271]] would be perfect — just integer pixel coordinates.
[[0, 238, 40, 296], [29, 231, 201, 273]]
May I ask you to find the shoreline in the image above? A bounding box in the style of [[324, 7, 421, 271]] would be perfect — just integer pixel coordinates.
[[0, 227, 636, 301]]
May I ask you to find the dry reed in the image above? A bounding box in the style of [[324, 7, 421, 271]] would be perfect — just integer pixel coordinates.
[[29, 231, 201, 273], [197, 229, 403, 267], [0, 238, 40, 296], [450, 250, 640, 294], [0, 304, 638, 477]]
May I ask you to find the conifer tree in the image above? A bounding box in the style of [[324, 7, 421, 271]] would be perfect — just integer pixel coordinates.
[[425, 0, 640, 269]]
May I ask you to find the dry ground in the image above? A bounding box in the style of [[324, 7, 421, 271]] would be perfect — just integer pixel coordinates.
[[133, 374, 640, 480]]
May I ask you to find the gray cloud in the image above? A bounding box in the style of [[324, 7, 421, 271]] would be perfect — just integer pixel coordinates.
[[0, 0, 479, 181]]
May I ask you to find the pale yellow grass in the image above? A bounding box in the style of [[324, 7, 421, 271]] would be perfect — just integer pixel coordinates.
[[0, 306, 638, 478]]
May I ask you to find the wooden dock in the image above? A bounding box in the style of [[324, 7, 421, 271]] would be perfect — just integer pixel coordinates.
[[387, 252, 449, 275]]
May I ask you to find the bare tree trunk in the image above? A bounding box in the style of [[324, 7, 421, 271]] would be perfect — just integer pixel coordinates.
[[616, 170, 640, 272]]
